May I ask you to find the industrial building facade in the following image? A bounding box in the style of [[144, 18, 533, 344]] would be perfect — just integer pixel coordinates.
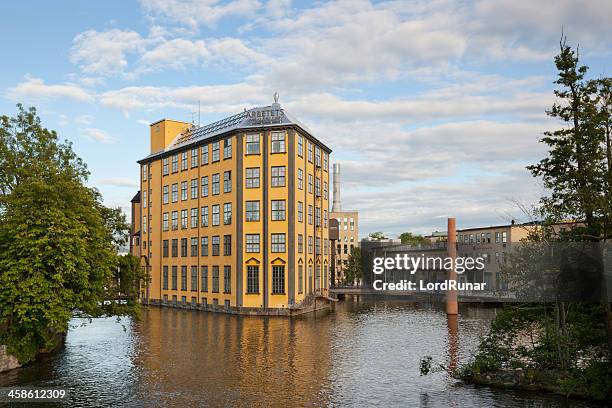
[[133, 101, 331, 312]]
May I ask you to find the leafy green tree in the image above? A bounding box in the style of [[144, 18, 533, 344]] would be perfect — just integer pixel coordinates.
[[398, 232, 428, 246], [527, 37, 610, 240], [0, 105, 137, 364], [368, 231, 387, 240], [116, 253, 147, 300], [343, 247, 362, 285]]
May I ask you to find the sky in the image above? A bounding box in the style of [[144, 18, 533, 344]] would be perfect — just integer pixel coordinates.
[[1, 0, 611, 238]]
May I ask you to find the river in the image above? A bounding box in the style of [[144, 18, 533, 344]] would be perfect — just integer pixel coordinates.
[[0, 299, 601, 407]]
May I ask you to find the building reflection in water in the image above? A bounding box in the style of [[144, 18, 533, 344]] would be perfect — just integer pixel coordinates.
[[132, 307, 332, 407]]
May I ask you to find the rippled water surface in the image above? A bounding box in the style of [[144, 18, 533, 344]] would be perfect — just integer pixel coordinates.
[[0, 299, 602, 407]]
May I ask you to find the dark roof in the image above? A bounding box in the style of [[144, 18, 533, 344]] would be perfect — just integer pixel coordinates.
[[131, 191, 141, 203], [138, 102, 331, 163]]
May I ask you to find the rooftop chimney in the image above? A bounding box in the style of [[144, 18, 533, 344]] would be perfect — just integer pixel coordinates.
[[332, 163, 342, 212]]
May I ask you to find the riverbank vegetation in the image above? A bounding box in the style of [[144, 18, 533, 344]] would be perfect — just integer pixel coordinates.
[[0, 105, 144, 365], [459, 36, 612, 401]]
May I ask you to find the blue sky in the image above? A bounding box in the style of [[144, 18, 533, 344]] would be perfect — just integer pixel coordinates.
[[2, 0, 611, 237]]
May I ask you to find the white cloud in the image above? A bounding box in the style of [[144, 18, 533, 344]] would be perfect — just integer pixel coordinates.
[[140, 38, 209, 70], [70, 29, 147, 76], [6, 75, 94, 102], [139, 0, 262, 27], [84, 128, 117, 144]]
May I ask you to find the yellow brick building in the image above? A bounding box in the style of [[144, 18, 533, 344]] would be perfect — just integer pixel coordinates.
[[133, 100, 332, 313]]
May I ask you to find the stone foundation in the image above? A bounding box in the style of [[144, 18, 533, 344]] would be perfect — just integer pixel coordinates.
[[146, 297, 333, 316]]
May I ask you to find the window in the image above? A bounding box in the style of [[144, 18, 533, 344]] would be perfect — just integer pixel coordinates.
[[171, 211, 179, 231], [298, 234, 303, 253], [201, 266, 208, 292], [162, 213, 169, 231], [212, 205, 220, 226], [486, 233, 491, 243], [308, 142, 313, 163], [181, 238, 188, 257], [315, 147, 321, 167], [171, 239, 178, 257], [171, 266, 178, 290], [172, 154, 178, 173], [191, 237, 198, 257], [246, 167, 260, 188], [223, 266, 231, 293], [212, 266, 220, 293], [271, 131, 285, 153], [308, 205, 313, 225], [212, 141, 220, 162], [298, 169, 303, 190], [324, 182, 328, 199], [223, 235, 231, 256], [246, 234, 260, 253], [181, 209, 188, 229], [181, 181, 188, 201], [223, 203, 232, 225], [201, 145, 209, 165], [246, 133, 260, 154], [316, 237, 321, 254], [212, 173, 220, 195], [247, 266, 259, 294], [223, 138, 232, 159], [271, 233, 286, 252], [308, 174, 313, 193], [142, 164, 147, 181], [201, 206, 208, 227], [191, 266, 198, 291], [324, 238, 328, 255], [163, 158, 169, 175], [212, 236, 220, 256], [502, 231, 507, 243], [271, 200, 286, 221], [171, 183, 178, 202], [297, 135, 303, 157], [308, 236, 313, 254], [298, 265, 303, 294], [271, 166, 285, 187], [223, 171, 232, 193], [324, 210, 328, 227], [199, 235, 209, 257], [143, 191, 147, 208], [190, 179, 198, 199], [246, 201, 260, 221], [181, 152, 188, 171], [163, 240, 169, 257], [191, 148, 198, 168], [201, 176, 208, 197], [163, 185, 169, 204], [297, 201, 303, 222], [315, 178, 321, 196], [323, 153, 328, 171], [272, 266, 285, 294], [181, 266, 187, 290], [191, 208, 198, 228], [315, 207, 321, 226], [143, 216, 147, 233], [163, 266, 168, 290]]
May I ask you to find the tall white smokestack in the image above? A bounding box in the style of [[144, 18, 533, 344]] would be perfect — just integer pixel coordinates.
[[332, 163, 342, 212]]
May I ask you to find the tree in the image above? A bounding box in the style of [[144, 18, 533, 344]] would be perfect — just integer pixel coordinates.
[[343, 247, 362, 285], [0, 105, 137, 364], [527, 37, 610, 240], [368, 231, 387, 240], [116, 253, 147, 300], [398, 232, 428, 246]]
